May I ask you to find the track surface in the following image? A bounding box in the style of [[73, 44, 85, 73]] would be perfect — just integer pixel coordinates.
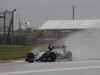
[[0, 60, 100, 75]]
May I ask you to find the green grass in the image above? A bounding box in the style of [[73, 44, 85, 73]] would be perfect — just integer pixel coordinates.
[[0, 45, 41, 61]]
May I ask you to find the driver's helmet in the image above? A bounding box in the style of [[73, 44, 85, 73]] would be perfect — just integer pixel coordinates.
[[46, 49, 50, 52]]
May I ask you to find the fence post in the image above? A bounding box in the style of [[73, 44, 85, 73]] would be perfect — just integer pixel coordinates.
[[3, 10, 8, 45], [11, 9, 16, 45]]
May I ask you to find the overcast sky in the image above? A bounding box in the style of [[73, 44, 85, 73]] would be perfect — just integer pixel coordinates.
[[0, 0, 100, 29]]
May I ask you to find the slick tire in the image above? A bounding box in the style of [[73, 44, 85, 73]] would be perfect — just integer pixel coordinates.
[[41, 53, 48, 62], [66, 51, 72, 61], [27, 52, 35, 63], [49, 52, 56, 62]]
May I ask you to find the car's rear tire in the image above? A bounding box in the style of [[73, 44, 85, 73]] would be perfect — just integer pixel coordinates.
[[65, 51, 72, 61], [68, 51, 72, 61]]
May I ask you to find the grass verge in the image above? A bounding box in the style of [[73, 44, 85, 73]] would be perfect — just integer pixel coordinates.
[[0, 45, 46, 61]]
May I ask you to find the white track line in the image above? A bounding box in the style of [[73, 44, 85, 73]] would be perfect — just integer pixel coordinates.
[[0, 66, 100, 75]]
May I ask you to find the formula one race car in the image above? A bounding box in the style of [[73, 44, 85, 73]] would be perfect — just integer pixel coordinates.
[[25, 45, 72, 63]]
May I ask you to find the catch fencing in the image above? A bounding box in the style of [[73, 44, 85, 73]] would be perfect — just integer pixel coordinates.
[[0, 9, 27, 45]]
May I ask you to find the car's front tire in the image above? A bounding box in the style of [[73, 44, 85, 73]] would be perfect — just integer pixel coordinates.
[[49, 52, 56, 62], [40, 53, 48, 62], [26, 52, 35, 63]]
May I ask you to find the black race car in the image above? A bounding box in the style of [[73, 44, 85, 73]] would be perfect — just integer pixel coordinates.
[[25, 45, 72, 63]]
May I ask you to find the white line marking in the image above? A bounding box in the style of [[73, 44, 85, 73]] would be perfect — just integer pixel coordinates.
[[16, 61, 25, 62], [0, 66, 100, 75]]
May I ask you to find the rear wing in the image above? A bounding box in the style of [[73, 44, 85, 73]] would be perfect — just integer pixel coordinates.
[[51, 45, 66, 53], [51, 45, 66, 49]]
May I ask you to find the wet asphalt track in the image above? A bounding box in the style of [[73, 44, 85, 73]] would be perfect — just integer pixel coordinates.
[[0, 60, 100, 75]]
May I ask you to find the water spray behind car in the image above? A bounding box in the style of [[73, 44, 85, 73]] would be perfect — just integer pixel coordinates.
[[58, 29, 100, 61]]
